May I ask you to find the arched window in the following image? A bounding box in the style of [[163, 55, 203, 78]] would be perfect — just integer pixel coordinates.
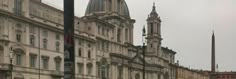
[[16, 32, 22, 42], [16, 24, 22, 42], [30, 35, 35, 46], [78, 48, 82, 57], [99, 58, 109, 79], [88, 50, 91, 58]]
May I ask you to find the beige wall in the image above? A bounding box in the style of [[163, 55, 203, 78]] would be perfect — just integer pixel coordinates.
[[176, 66, 209, 79], [0, 0, 176, 79]]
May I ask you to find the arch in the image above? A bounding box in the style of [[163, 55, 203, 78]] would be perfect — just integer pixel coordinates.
[[100, 57, 108, 65], [87, 63, 93, 75], [11, 44, 26, 53], [164, 72, 169, 79], [54, 56, 62, 61], [135, 73, 140, 79], [14, 73, 24, 79], [13, 48, 25, 54], [100, 58, 108, 79]]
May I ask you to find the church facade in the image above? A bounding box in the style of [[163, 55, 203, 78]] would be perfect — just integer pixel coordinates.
[[0, 0, 176, 79]]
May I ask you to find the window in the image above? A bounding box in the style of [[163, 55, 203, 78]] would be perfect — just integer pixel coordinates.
[[117, 29, 121, 42], [232, 76, 235, 78], [117, 0, 121, 13], [30, 26, 35, 34], [87, 63, 92, 75], [30, 54, 37, 67], [108, 0, 112, 11], [55, 61, 61, 71], [102, 41, 105, 50], [78, 39, 83, 46], [88, 26, 91, 31], [106, 42, 109, 51], [88, 50, 91, 58], [42, 57, 49, 69], [150, 23, 153, 34], [125, 29, 128, 41], [42, 30, 48, 37], [14, 0, 22, 16], [16, 33, 21, 42], [56, 33, 60, 40], [97, 64, 100, 77], [43, 38, 47, 49], [16, 54, 22, 65], [88, 44, 91, 48], [101, 64, 107, 79], [78, 48, 82, 57], [98, 25, 100, 34], [78, 63, 83, 75], [102, 27, 105, 36], [118, 66, 123, 79], [106, 29, 109, 37], [30, 35, 35, 46], [56, 41, 60, 52]]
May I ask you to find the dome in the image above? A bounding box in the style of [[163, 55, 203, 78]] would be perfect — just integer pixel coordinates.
[[85, 0, 130, 18]]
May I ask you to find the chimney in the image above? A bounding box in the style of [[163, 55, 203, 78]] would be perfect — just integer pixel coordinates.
[[211, 31, 215, 73]]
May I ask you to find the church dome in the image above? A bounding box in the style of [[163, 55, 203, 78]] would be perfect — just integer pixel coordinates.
[[85, 0, 130, 18]]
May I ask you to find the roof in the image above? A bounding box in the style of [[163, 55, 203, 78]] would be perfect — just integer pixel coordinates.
[[85, 0, 130, 18]]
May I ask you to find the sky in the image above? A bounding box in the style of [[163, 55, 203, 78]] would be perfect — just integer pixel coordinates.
[[42, 0, 236, 71]]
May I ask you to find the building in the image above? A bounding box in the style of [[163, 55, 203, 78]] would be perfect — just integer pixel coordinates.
[[174, 64, 209, 79], [214, 72, 236, 79], [0, 0, 176, 79]]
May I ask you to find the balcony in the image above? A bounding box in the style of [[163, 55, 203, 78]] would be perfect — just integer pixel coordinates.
[[0, 64, 10, 71], [51, 70, 63, 77]]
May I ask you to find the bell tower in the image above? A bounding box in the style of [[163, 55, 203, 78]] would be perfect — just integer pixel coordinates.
[[146, 3, 162, 56]]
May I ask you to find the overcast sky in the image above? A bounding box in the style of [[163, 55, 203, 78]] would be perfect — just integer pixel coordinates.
[[42, 0, 236, 71]]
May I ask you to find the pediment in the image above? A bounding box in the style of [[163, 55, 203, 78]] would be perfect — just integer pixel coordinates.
[[130, 54, 146, 64]]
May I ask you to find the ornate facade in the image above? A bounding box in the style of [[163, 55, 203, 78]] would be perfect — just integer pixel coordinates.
[[0, 0, 176, 79]]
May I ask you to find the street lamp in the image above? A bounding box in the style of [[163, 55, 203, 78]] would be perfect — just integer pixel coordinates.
[[9, 46, 13, 79], [142, 26, 146, 79]]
